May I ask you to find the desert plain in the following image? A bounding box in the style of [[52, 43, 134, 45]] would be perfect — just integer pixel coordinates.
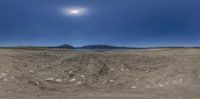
[[0, 48, 200, 99]]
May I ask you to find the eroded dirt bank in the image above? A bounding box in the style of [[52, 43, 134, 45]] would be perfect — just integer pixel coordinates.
[[1, 48, 200, 99]]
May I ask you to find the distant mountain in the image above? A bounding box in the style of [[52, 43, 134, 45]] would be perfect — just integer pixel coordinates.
[[1, 44, 199, 50], [78, 45, 136, 49], [56, 44, 75, 49]]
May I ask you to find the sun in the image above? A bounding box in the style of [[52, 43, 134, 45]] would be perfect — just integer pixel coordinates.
[[70, 10, 79, 14], [62, 7, 88, 16]]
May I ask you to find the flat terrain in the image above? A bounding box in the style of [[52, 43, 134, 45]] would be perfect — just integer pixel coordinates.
[[1, 48, 200, 99]]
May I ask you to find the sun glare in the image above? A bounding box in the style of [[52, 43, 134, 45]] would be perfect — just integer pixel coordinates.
[[62, 7, 88, 16], [71, 10, 79, 14]]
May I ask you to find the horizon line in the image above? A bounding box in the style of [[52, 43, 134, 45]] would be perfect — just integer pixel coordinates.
[[0, 44, 199, 48]]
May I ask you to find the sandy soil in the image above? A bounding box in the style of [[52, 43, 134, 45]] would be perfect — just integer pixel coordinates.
[[0, 48, 200, 99]]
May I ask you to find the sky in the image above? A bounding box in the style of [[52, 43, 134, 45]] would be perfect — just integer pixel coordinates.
[[0, 0, 200, 47]]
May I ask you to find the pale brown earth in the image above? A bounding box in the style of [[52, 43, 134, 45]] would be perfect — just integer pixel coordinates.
[[0, 48, 200, 99]]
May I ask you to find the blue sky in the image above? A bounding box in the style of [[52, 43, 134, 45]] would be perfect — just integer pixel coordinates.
[[0, 0, 200, 47]]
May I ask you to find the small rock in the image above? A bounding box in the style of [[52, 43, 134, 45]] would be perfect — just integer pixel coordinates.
[[120, 68, 124, 72], [157, 82, 164, 87], [29, 70, 34, 73], [110, 68, 115, 71], [80, 75, 85, 79], [45, 65, 50, 68], [109, 80, 114, 82], [45, 77, 54, 81], [1, 73, 7, 76], [159, 84, 164, 87], [102, 80, 107, 84], [77, 81, 82, 85], [35, 82, 40, 85], [29, 81, 40, 85], [70, 78, 76, 82], [55, 79, 63, 82], [3, 78, 8, 82], [146, 71, 150, 72], [69, 71, 74, 77], [131, 86, 137, 89]]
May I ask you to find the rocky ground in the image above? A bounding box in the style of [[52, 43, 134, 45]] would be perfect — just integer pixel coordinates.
[[1, 48, 200, 99]]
